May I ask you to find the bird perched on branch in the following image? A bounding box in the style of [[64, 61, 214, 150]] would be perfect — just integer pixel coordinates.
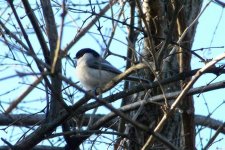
[[75, 48, 148, 90]]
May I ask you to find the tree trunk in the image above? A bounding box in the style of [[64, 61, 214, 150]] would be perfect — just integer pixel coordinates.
[[127, 0, 202, 149]]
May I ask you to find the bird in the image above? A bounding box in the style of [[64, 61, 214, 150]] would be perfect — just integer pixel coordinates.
[[75, 48, 148, 90]]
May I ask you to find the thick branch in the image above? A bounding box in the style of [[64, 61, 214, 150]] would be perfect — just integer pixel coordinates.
[[0, 145, 63, 150], [11, 66, 225, 149], [1, 113, 225, 135], [142, 52, 225, 149], [22, 0, 50, 64], [195, 115, 225, 134]]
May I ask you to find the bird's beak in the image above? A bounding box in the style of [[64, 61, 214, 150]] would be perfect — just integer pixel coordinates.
[[74, 59, 77, 68], [67, 54, 77, 68]]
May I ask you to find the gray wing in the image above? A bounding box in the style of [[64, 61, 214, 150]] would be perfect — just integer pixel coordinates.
[[87, 58, 122, 74], [87, 58, 150, 83]]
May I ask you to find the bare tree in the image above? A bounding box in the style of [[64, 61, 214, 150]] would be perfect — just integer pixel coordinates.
[[0, 0, 225, 150]]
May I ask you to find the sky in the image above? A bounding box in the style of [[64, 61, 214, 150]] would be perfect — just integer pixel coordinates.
[[191, 1, 225, 149], [0, 0, 225, 149]]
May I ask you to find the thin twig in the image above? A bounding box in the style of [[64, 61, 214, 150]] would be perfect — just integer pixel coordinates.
[[166, 0, 212, 62], [141, 52, 225, 150], [51, 1, 67, 73], [5, 75, 44, 114], [135, 0, 157, 71], [203, 122, 225, 150], [21, 0, 50, 64], [98, 63, 149, 93], [62, 0, 118, 55], [0, 19, 29, 51]]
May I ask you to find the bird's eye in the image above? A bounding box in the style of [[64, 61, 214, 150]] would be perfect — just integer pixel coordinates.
[[75, 54, 82, 59]]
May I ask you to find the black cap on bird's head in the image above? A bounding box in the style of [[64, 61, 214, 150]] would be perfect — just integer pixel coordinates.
[[75, 48, 100, 59]]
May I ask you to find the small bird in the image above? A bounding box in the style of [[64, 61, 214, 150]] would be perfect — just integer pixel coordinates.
[[75, 48, 147, 90]]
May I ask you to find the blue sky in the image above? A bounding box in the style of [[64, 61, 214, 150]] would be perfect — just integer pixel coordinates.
[[191, 1, 225, 149], [0, 0, 225, 149]]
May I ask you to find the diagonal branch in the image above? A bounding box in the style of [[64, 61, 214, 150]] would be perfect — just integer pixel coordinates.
[[5, 75, 44, 114], [142, 52, 225, 150], [0, 19, 29, 51], [195, 115, 225, 134], [62, 0, 118, 55], [21, 0, 50, 65], [11, 65, 225, 149]]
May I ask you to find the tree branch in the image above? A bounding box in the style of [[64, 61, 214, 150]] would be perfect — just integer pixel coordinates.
[[21, 0, 50, 65], [62, 0, 118, 55], [195, 115, 225, 134], [142, 52, 225, 149]]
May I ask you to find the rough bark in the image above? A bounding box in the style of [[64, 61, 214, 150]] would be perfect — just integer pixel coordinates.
[[127, 0, 203, 149]]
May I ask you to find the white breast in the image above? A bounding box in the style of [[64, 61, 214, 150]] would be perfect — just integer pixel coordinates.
[[75, 55, 117, 90]]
